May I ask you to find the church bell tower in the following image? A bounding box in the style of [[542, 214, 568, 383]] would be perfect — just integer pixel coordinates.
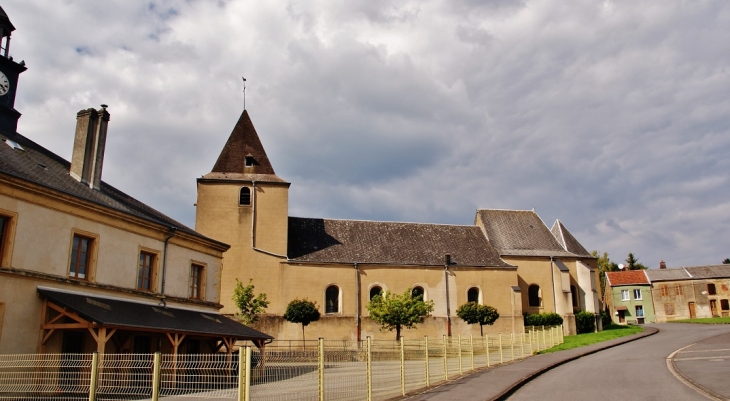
[[0, 6, 26, 134]]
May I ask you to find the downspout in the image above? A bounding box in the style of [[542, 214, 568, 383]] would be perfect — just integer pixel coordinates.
[[250, 181, 287, 258], [355, 263, 361, 342], [160, 226, 177, 306], [444, 255, 452, 337]]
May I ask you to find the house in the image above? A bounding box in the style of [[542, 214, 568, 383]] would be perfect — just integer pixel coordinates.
[[0, 8, 271, 354], [605, 270, 654, 324], [647, 264, 730, 322], [194, 108, 601, 339]]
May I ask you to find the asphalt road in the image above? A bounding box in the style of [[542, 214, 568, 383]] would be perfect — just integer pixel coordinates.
[[507, 323, 730, 401]]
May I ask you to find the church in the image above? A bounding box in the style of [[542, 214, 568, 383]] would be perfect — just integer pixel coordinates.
[[195, 109, 602, 340]]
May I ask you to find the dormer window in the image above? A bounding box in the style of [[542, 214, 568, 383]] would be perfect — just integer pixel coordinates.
[[239, 187, 251, 206], [244, 155, 254, 167]]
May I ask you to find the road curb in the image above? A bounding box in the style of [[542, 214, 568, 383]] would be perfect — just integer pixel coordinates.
[[667, 333, 729, 401], [490, 327, 659, 401]]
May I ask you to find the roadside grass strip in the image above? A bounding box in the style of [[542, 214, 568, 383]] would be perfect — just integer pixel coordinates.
[[668, 317, 730, 324], [537, 325, 644, 354]]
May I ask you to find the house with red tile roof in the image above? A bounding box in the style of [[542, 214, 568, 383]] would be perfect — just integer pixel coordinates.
[[605, 270, 654, 324]]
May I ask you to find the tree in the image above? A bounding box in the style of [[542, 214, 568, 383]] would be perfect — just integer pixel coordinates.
[[723, 258, 730, 264], [232, 279, 269, 326], [591, 250, 619, 293], [283, 298, 320, 344], [456, 302, 499, 336], [366, 289, 434, 340], [625, 253, 648, 270]]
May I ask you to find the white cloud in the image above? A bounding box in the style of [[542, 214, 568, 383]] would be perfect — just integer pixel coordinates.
[[5, 0, 730, 267]]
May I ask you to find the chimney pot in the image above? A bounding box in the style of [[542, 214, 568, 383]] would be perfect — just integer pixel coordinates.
[[70, 106, 110, 189], [660, 260, 667, 269]]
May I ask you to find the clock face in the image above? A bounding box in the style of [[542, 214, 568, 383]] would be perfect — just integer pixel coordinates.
[[0, 72, 8, 96]]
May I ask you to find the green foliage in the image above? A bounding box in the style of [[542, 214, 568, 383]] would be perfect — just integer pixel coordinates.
[[575, 311, 596, 334], [284, 298, 321, 343], [524, 312, 563, 327], [232, 279, 269, 325], [723, 258, 730, 264], [591, 250, 619, 293], [538, 325, 643, 354], [600, 310, 612, 328], [625, 253, 648, 270], [456, 302, 500, 336], [366, 289, 435, 340]]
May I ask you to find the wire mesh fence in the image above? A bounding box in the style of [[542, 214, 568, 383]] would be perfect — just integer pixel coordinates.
[[0, 325, 562, 401]]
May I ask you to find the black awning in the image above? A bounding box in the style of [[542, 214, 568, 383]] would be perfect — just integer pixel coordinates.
[[37, 288, 273, 341]]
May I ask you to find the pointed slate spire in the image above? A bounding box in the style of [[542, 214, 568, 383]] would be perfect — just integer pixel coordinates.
[[551, 220, 591, 257], [211, 109, 276, 175]]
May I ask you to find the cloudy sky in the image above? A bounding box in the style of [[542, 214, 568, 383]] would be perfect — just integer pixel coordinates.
[[5, 1, 730, 268]]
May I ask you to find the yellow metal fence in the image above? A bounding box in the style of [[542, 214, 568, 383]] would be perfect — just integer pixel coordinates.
[[0, 326, 562, 401]]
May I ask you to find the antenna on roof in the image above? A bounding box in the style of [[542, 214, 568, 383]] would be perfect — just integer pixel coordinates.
[[242, 77, 247, 110]]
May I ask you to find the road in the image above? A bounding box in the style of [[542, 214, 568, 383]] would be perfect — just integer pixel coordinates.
[[507, 323, 730, 401]]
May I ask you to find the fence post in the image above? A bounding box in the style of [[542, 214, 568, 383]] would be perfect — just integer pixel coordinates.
[[498, 334, 503, 364], [318, 338, 325, 401], [520, 331, 524, 358], [400, 337, 406, 396], [542, 326, 546, 351], [457, 335, 463, 375], [88, 352, 99, 401], [424, 336, 430, 387], [561, 324, 565, 343], [469, 335, 474, 371], [152, 352, 161, 401], [510, 332, 515, 361], [485, 334, 490, 367], [550, 327, 554, 348], [443, 336, 448, 381], [367, 337, 372, 401]]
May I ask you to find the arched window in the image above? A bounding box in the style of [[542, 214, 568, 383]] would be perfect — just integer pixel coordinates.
[[528, 285, 541, 307], [325, 285, 340, 313], [411, 286, 425, 300], [369, 286, 383, 300], [467, 287, 480, 303], [239, 187, 251, 206], [570, 285, 579, 310]]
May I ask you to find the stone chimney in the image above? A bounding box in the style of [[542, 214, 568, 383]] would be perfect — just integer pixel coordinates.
[[70, 105, 109, 189], [659, 260, 667, 269]]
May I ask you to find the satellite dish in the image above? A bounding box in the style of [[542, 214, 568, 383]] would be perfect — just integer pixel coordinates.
[[618, 264, 625, 270]]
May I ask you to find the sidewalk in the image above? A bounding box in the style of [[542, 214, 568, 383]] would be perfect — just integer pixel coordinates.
[[398, 327, 658, 401]]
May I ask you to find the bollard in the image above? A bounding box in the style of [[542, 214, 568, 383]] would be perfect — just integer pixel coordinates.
[[424, 336, 430, 387]]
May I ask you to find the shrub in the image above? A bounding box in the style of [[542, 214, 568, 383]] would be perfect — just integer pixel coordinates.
[[600, 310, 612, 328], [524, 312, 563, 327], [576, 311, 596, 334]]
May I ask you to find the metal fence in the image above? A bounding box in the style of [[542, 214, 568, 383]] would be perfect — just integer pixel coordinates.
[[0, 326, 562, 401]]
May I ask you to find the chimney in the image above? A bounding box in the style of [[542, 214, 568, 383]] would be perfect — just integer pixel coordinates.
[[70, 105, 109, 189], [659, 260, 667, 269]]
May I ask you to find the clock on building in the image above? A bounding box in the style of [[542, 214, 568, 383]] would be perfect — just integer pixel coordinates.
[[0, 6, 27, 133], [0, 72, 9, 96]]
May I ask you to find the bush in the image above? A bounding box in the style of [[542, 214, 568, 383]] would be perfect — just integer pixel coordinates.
[[524, 312, 563, 327], [600, 310, 612, 328], [575, 311, 596, 334]]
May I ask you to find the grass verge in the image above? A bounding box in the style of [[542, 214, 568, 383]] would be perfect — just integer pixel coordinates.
[[537, 324, 643, 354], [668, 317, 730, 324]]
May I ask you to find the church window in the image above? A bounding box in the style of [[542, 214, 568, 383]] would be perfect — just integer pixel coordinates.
[[189, 263, 205, 300], [528, 285, 541, 307], [411, 286, 425, 300], [325, 285, 340, 314], [69, 234, 93, 280], [467, 287, 480, 303], [369, 286, 383, 300], [571, 285, 579, 309], [239, 187, 251, 206], [137, 250, 157, 291]]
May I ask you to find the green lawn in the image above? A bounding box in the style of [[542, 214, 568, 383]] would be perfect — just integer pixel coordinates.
[[537, 324, 644, 354], [668, 317, 730, 324]]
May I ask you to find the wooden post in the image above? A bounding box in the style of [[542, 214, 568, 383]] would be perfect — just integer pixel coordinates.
[[366, 337, 372, 401], [424, 336, 430, 387], [318, 338, 325, 401], [400, 338, 405, 396]]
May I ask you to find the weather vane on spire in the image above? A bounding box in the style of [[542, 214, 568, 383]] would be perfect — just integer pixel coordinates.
[[242, 77, 247, 110]]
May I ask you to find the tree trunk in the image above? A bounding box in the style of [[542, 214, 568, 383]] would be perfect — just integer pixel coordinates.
[[302, 324, 306, 349], [480, 324, 484, 337], [395, 325, 401, 341]]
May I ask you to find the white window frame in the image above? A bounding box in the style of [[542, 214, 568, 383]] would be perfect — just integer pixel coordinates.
[[621, 290, 629, 301], [635, 305, 644, 317], [633, 289, 642, 300]]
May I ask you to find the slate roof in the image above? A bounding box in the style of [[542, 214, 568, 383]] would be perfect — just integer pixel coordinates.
[[605, 270, 649, 286], [288, 217, 513, 268], [0, 130, 224, 246], [683, 265, 730, 279], [38, 287, 272, 340], [0, 6, 16, 33], [644, 268, 691, 282], [550, 220, 591, 257], [475, 209, 575, 257], [209, 109, 282, 179]]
